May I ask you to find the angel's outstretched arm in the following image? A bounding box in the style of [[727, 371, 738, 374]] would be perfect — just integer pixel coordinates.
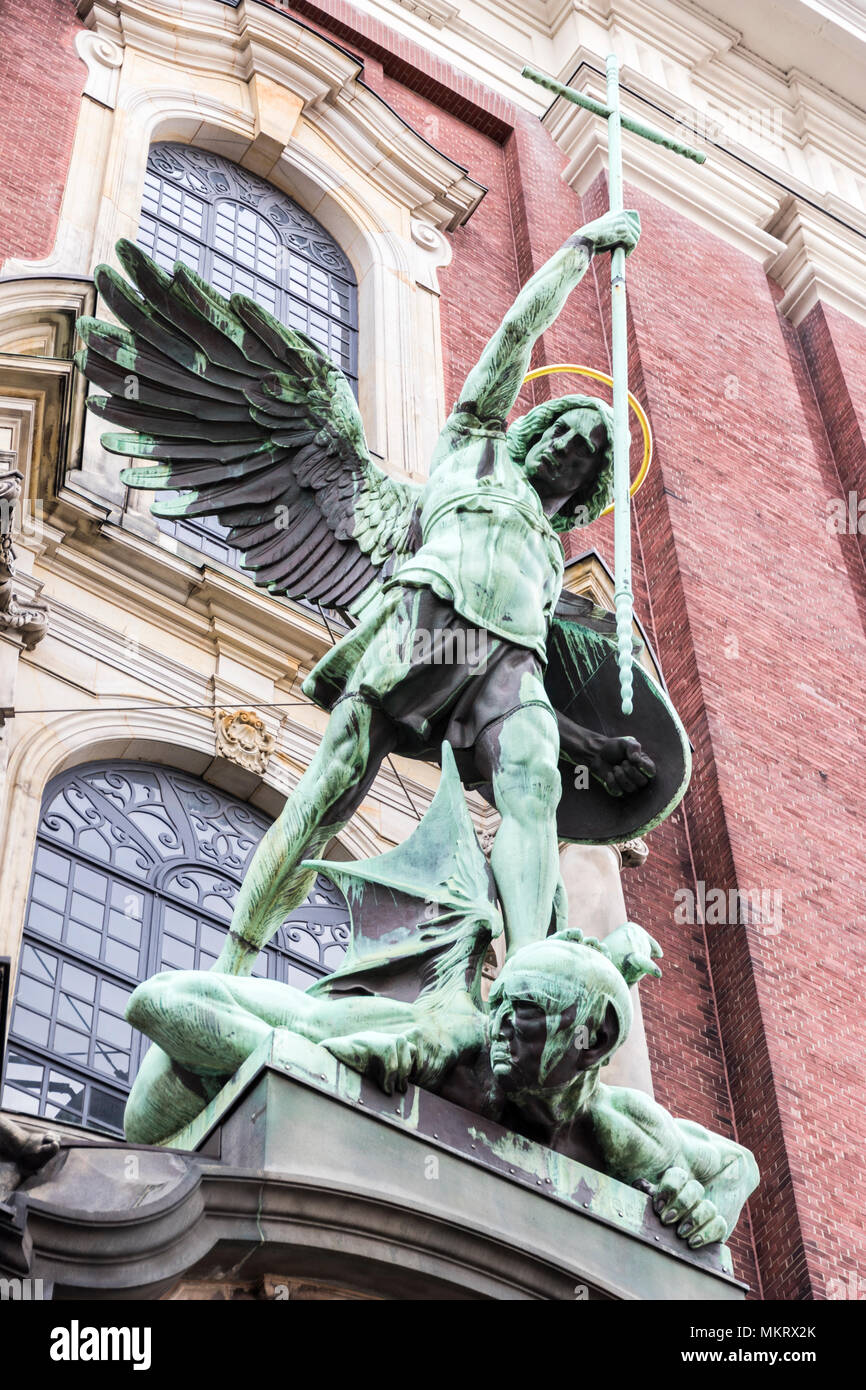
[[454, 209, 641, 424]]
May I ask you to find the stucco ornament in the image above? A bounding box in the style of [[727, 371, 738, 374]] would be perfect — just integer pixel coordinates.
[[0, 468, 49, 650], [214, 708, 275, 775], [74, 30, 124, 109], [125, 748, 758, 1249]]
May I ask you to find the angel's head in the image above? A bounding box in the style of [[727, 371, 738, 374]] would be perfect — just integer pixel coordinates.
[[506, 394, 614, 532]]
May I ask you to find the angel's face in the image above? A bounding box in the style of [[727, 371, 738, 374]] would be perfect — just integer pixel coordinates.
[[524, 408, 608, 501]]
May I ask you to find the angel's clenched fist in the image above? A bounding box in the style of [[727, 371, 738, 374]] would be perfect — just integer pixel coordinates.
[[589, 735, 655, 797]]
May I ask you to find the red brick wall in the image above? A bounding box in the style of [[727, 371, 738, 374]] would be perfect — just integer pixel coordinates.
[[0, 0, 84, 264], [324, 0, 866, 1299], [361, 49, 763, 1294], [372, 70, 527, 415], [798, 302, 866, 571], [610, 180, 866, 1299]]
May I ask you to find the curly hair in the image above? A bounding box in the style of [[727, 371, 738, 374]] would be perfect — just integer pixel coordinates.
[[506, 393, 614, 532]]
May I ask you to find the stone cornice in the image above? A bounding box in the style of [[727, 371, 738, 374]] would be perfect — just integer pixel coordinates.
[[392, 0, 459, 29], [765, 195, 866, 328], [27, 503, 445, 830], [345, 0, 866, 321], [42, 504, 331, 671], [549, 83, 786, 264], [537, 52, 866, 323]]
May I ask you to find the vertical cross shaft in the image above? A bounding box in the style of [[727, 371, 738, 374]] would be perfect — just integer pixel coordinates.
[[521, 59, 705, 716], [605, 53, 634, 715]]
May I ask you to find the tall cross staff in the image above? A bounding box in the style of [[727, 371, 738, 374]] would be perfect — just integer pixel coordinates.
[[523, 57, 705, 715]]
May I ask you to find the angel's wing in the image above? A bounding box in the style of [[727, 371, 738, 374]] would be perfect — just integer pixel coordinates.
[[75, 239, 422, 609]]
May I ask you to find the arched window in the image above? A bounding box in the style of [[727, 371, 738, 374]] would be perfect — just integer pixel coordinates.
[[2, 763, 350, 1136], [135, 142, 359, 564]]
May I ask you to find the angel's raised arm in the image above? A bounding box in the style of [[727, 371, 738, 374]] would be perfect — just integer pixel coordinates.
[[454, 209, 641, 424]]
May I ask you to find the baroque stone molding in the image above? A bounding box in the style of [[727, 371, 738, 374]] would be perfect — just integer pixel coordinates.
[[5, 0, 481, 476], [357, 0, 866, 323], [765, 195, 866, 329], [544, 61, 866, 327], [408, 217, 453, 292], [546, 72, 786, 266], [0, 470, 49, 652], [0, 701, 387, 967], [562, 551, 665, 688], [75, 0, 485, 233], [75, 29, 124, 109], [214, 708, 277, 775], [394, 0, 459, 29]]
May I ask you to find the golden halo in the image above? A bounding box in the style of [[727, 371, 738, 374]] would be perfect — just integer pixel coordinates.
[[522, 363, 652, 517]]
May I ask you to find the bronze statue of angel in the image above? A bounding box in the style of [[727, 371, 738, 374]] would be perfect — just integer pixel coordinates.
[[76, 209, 689, 982]]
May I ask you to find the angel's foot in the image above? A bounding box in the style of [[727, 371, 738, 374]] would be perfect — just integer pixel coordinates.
[[588, 736, 655, 797]]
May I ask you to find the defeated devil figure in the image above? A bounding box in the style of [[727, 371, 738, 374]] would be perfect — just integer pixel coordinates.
[[124, 748, 758, 1251]]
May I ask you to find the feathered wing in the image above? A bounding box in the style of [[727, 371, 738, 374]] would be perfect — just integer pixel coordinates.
[[75, 238, 422, 609]]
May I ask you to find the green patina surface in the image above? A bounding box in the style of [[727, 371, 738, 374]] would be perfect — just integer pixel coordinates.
[[165, 1025, 735, 1284], [130, 753, 758, 1256], [76, 204, 668, 994], [72, 106, 758, 1276]]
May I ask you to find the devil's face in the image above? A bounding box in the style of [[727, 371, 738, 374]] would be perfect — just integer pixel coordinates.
[[487, 973, 583, 1094]]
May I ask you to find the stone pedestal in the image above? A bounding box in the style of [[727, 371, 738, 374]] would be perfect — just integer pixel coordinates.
[[0, 1032, 746, 1300]]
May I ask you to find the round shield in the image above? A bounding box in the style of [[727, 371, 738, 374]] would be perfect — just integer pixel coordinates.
[[544, 614, 692, 844]]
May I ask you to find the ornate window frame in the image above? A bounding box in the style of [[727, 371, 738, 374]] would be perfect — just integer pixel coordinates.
[[135, 140, 361, 565], [138, 142, 359, 389], [3, 759, 350, 1135], [2, 0, 485, 506]]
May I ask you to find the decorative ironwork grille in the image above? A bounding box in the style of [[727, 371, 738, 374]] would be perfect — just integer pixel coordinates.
[[3, 763, 350, 1136], [135, 142, 359, 564]]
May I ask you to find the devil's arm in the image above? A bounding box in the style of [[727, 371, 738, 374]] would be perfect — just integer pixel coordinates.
[[590, 1086, 759, 1246], [454, 233, 594, 423], [664, 1118, 760, 1243]]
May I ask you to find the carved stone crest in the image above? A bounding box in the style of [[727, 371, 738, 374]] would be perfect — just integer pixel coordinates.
[[214, 708, 275, 775], [617, 837, 650, 869]]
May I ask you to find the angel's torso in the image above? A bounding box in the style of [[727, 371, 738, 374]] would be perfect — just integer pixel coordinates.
[[392, 415, 564, 661]]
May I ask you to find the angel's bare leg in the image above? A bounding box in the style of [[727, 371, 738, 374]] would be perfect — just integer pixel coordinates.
[[124, 699, 397, 1144], [215, 697, 397, 977], [478, 700, 562, 956]]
